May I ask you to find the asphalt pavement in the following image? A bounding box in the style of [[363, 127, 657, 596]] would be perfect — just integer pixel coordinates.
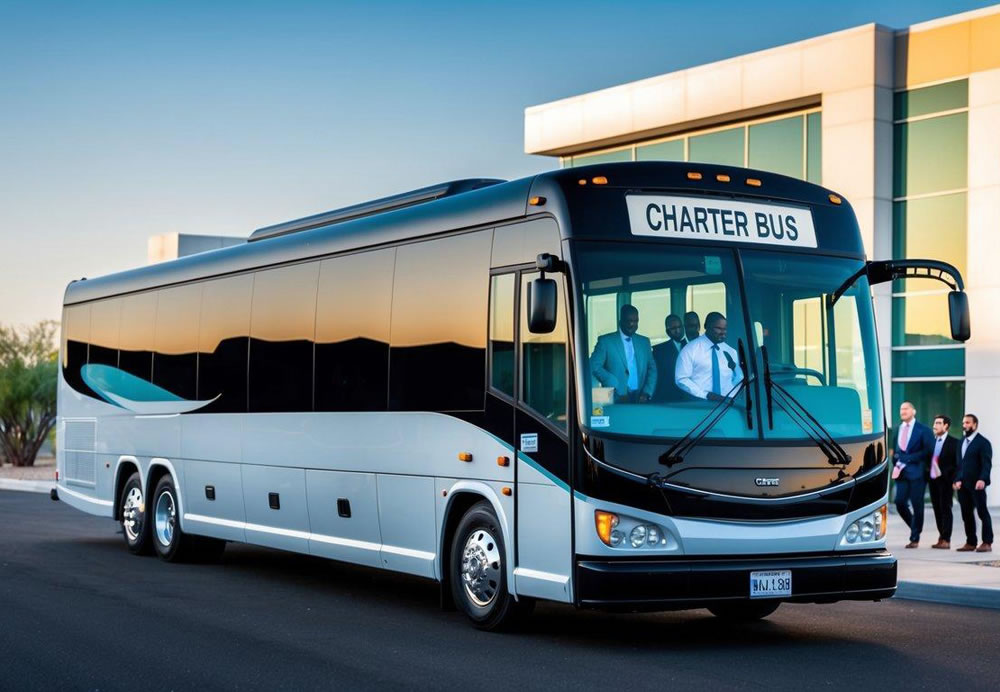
[[2, 490, 997, 691]]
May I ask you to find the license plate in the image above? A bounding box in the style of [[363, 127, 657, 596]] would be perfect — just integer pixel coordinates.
[[749, 570, 792, 599]]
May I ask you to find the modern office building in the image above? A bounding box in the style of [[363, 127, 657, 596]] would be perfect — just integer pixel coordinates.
[[147, 232, 243, 264], [525, 5, 1000, 502]]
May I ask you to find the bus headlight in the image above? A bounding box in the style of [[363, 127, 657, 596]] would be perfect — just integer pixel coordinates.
[[595, 511, 668, 549], [841, 506, 887, 546], [630, 525, 647, 548]]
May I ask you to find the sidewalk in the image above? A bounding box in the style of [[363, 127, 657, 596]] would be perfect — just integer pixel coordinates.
[[0, 456, 56, 494], [890, 505, 1000, 609]]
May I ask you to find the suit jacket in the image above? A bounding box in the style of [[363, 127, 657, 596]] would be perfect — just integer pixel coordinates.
[[651, 338, 686, 402], [956, 433, 993, 486], [590, 331, 657, 398], [929, 435, 959, 482], [894, 420, 934, 481]]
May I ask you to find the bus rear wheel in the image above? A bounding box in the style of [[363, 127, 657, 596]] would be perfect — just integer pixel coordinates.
[[119, 471, 152, 555], [151, 475, 225, 563], [450, 501, 532, 631], [708, 601, 780, 621]]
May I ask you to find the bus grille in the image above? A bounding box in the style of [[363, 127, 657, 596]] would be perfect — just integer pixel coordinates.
[[63, 420, 96, 485]]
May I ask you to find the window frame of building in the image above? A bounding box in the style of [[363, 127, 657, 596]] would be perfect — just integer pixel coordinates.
[[890, 78, 969, 422], [561, 108, 821, 184]]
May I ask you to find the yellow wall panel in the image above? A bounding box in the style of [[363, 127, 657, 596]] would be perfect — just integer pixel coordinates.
[[971, 13, 1000, 72], [899, 21, 971, 87]]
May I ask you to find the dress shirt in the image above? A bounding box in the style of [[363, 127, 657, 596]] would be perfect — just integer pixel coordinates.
[[962, 430, 979, 458], [675, 334, 743, 400], [620, 330, 639, 392]]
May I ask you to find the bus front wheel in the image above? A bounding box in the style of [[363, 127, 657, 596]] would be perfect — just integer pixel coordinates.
[[449, 501, 531, 631]]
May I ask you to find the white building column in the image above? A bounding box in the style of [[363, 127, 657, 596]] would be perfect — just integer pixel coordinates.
[[964, 67, 1000, 505]]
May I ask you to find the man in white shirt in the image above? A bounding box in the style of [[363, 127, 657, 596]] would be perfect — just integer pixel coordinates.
[[674, 311, 743, 402], [590, 304, 657, 403]]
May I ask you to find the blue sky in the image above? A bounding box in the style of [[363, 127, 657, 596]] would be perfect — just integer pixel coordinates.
[[0, 0, 993, 326]]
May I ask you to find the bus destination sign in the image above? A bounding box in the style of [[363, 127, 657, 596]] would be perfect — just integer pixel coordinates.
[[626, 194, 818, 248]]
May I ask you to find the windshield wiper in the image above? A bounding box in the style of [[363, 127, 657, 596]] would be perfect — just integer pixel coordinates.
[[659, 338, 753, 468], [760, 345, 851, 466]]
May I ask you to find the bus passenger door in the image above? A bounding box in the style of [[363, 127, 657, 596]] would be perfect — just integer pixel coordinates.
[[513, 271, 573, 603]]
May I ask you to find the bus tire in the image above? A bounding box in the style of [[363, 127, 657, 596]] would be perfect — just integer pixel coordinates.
[[119, 471, 152, 555], [707, 601, 780, 621], [450, 501, 532, 631], [150, 475, 193, 563]]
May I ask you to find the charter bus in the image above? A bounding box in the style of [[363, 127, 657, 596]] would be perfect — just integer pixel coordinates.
[[56, 162, 971, 629]]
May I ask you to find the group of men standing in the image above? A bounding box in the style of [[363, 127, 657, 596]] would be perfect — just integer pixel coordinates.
[[589, 305, 742, 404], [893, 402, 993, 552]]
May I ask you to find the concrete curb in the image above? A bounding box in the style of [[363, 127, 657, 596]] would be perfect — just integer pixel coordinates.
[[895, 580, 1000, 610], [0, 478, 56, 494]]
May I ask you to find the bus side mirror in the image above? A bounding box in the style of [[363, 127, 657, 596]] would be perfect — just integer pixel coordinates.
[[949, 291, 971, 342], [528, 278, 558, 334]]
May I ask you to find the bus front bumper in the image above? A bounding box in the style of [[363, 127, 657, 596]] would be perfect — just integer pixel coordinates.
[[575, 550, 896, 611]]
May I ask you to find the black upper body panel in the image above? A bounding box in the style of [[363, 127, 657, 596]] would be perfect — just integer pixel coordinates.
[[64, 162, 862, 306]]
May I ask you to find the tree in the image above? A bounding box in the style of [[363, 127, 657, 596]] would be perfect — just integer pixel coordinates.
[[0, 321, 58, 467]]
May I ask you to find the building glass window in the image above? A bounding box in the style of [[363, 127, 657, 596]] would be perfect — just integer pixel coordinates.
[[893, 114, 968, 197], [891, 79, 968, 419], [748, 116, 803, 179], [565, 110, 821, 184], [806, 112, 822, 183], [688, 127, 744, 167], [571, 149, 631, 166], [636, 139, 684, 162]]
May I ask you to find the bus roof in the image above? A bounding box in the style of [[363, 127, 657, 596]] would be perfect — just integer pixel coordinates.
[[64, 161, 861, 305]]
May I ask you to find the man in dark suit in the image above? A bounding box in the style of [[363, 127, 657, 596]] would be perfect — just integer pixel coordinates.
[[928, 415, 960, 549], [590, 304, 657, 403], [651, 314, 687, 402], [954, 413, 993, 553], [892, 401, 934, 548]]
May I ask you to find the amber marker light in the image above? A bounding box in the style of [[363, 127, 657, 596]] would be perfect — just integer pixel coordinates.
[[497, 456, 510, 467], [746, 177, 762, 187], [686, 171, 703, 180], [458, 452, 473, 462], [529, 196, 546, 206], [829, 193, 842, 205], [878, 505, 888, 538], [501, 487, 512, 496], [594, 510, 619, 546], [716, 174, 731, 182], [578, 179, 587, 186], [591, 176, 608, 185]]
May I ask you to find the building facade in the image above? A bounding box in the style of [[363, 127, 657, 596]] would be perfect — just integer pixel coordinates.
[[524, 5, 1000, 502]]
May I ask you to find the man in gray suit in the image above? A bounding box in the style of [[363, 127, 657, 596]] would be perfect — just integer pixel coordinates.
[[590, 304, 657, 403]]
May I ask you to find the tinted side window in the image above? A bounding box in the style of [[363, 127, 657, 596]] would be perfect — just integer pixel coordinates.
[[249, 262, 319, 413], [118, 292, 157, 381], [390, 230, 491, 411], [89, 299, 121, 368], [521, 272, 567, 428], [61, 304, 91, 396], [153, 283, 202, 401], [315, 249, 394, 412], [489, 273, 515, 398], [199, 275, 252, 413]]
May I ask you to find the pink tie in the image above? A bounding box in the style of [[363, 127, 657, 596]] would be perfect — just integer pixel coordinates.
[[899, 423, 910, 451]]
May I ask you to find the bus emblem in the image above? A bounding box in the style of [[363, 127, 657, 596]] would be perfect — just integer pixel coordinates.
[[755, 478, 780, 487]]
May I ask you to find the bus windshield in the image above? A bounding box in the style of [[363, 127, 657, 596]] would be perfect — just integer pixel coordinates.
[[576, 242, 884, 442]]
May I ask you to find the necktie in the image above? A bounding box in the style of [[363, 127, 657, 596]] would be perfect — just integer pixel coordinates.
[[931, 438, 942, 479], [899, 423, 910, 451], [711, 344, 721, 395], [963, 437, 970, 458]]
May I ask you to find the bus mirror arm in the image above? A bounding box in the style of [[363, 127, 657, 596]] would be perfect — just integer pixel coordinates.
[[535, 253, 567, 274], [828, 259, 969, 342]]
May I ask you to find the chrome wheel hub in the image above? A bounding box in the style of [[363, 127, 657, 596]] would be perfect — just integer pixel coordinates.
[[122, 487, 143, 542], [461, 529, 501, 607], [154, 490, 176, 548]]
